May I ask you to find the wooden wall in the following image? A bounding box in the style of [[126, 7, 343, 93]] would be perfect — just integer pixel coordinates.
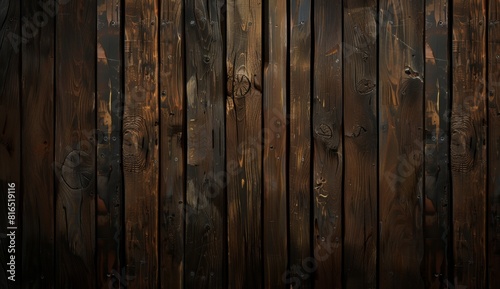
[[1, 0, 499, 288]]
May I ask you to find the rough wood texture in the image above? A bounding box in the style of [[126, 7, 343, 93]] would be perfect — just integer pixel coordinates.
[[97, 0, 123, 288], [343, 0, 378, 288], [288, 1, 312, 288], [184, 0, 225, 288], [423, 0, 451, 288], [378, 0, 425, 288], [54, 0, 97, 288], [159, 0, 184, 288], [226, 0, 263, 288], [123, 0, 159, 288], [21, 0, 55, 288], [0, 0, 20, 288], [489, 0, 500, 286], [263, 0, 288, 288], [451, 0, 487, 288], [313, 0, 343, 288]]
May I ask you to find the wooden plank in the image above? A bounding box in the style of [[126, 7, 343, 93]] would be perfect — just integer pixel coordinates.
[[184, 0, 225, 288], [289, 1, 312, 288], [20, 0, 55, 288], [423, 0, 451, 288], [378, 0, 425, 287], [343, 0, 377, 288], [451, 0, 487, 287], [263, 0, 287, 288], [226, 0, 263, 288], [0, 0, 21, 288], [312, 0, 343, 288], [159, 0, 184, 288], [123, 0, 159, 288], [97, 0, 123, 288], [489, 0, 500, 286], [54, 0, 97, 287]]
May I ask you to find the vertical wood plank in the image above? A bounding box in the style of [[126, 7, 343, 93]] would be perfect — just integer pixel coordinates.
[[288, 0, 312, 288], [226, 0, 263, 288], [123, 0, 159, 288], [21, 0, 55, 288], [378, 0, 425, 287], [451, 0, 487, 287], [55, 0, 97, 287], [184, 0, 225, 288], [263, 0, 288, 288], [159, 0, 184, 288], [312, 0, 343, 288], [97, 0, 123, 288], [489, 0, 500, 286], [343, 0, 378, 288], [0, 0, 21, 288], [423, 0, 451, 288]]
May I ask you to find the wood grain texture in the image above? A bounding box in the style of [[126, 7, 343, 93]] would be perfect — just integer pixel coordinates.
[[489, 0, 500, 286], [313, 0, 343, 288], [378, 0, 425, 287], [184, 0, 225, 288], [423, 0, 451, 288], [263, 0, 288, 288], [226, 0, 263, 288], [451, 0, 487, 288], [343, 0, 378, 288], [97, 0, 123, 288], [21, 0, 55, 288], [0, 0, 20, 288], [289, 1, 312, 288], [159, 0, 184, 289], [54, 0, 97, 287], [123, 0, 159, 288]]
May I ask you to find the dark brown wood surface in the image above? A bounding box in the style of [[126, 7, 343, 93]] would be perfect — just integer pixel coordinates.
[[184, 0, 225, 288], [159, 0, 184, 288], [489, 0, 500, 286], [123, 0, 159, 288], [378, 0, 425, 288], [423, 0, 451, 288], [313, 0, 343, 288], [451, 0, 487, 288], [289, 1, 312, 288], [20, 0, 55, 288], [343, 0, 378, 288], [226, 0, 263, 288], [97, 0, 123, 288], [263, 0, 288, 288], [54, 0, 97, 288]]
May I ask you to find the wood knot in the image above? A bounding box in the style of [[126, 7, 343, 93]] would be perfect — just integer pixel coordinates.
[[228, 74, 251, 98], [355, 79, 375, 94], [123, 116, 148, 172], [315, 123, 333, 139], [61, 150, 93, 190], [450, 113, 475, 173]]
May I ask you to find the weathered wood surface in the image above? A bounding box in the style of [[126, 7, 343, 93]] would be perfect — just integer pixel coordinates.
[[123, 0, 159, 288], [378, 0, 425, 288], [54, 0, 97, 288], [226, 0, 263, 288], [263, 0, 288, 288], [184, 0, 225, 288], [159, 0, 184, 288], [97, 0, 123, 288], [343, 0, 378, 288], [451, 0, 487, 288], [0, 1, 21, 288], [21, 0, 55, 288], [289, 1, 312, 288], [313, 0, 343, 288], [489, 0, 500, 286], [424, 0, 451, 288]]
